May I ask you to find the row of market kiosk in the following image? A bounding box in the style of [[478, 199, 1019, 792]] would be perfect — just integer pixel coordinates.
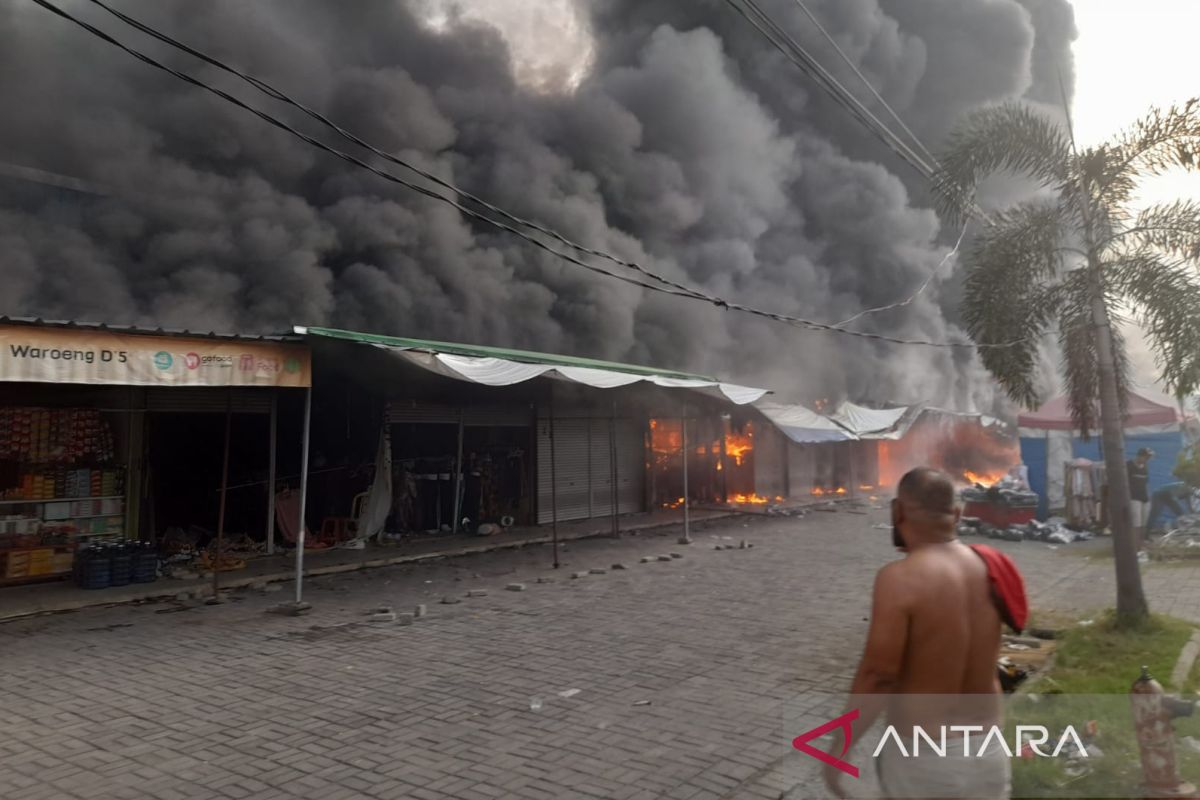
[[0, 317, 1013, 600]]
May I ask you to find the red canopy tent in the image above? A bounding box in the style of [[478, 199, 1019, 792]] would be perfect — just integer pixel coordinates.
[[1017, 391, 1182, 432]]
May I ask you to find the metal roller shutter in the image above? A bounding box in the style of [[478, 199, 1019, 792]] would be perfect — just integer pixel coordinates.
[[536, 417, 590, 523], [537, 415, 644, 523]]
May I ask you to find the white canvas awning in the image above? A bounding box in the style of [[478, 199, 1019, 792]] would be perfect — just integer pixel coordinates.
[[756, 402, 858, 443], [830, 402, 910, 438], [382, 349, 769, 405]]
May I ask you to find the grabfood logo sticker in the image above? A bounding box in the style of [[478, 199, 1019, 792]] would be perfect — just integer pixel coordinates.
[[153, 351, 174, 370]]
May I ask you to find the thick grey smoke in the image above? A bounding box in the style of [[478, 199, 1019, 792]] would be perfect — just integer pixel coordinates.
[[0, 0, 1074, 409]]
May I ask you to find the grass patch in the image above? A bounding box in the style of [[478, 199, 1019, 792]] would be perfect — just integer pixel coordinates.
[[1010, 613, 1199, 798], [1043, 612, 1193, 693]]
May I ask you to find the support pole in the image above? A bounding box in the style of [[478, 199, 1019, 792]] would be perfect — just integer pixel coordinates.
[[679, 402, 691, 545], [549, 392, 560, 568], [294, 387, 312, 606], [720, 418, 729, 503], [267, 392, 278, 555], [452, 410, 465, 535], [212, 390, 233, 601], [610, 401, 619, 538]]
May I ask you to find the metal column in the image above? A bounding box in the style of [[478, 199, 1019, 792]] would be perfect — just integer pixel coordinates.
[[679, 403, 691, 545], [549, 393, 560, 568], [609, 402, 619, 538], [266, 393, 277, 555], [212, 391, 233, 601], [294, 387, 312, 605], [452, 410, 465, 535]]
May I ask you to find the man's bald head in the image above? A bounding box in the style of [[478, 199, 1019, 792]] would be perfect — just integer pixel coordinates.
[[898, 468, 958, 515], [894, 468, 960, 542]]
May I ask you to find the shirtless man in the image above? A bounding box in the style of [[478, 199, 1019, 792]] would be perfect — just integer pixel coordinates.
[[824, 467, 1010, 799]]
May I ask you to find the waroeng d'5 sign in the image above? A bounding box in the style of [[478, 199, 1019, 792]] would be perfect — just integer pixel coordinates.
[[0, 324, 311, 388]]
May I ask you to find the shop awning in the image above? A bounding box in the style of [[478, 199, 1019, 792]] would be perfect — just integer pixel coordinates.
[[755, 402, 858, 443], [830, 402, 910, 438], [297, 326, 769, 405]]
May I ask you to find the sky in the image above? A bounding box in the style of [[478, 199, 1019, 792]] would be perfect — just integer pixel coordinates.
[[1072, 0, 1200, 392], [1072, 0, 1200, 207]]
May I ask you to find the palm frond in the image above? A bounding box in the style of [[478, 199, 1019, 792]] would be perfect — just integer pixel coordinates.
[[933, 103, 1072, 223], [1111, 249, 1200, 396], [961, 207, 1068, 407], [1102, 99, 1200, 193], [1105, 200, 1200, 262]]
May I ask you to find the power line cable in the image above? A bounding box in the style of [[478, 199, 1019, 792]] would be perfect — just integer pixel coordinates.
[[726, 0, 993, 224], [26, 0, 1021, 350], [721, 0, 935, 179], [79, 0, 709, 302], [789, 0, 938, 167], [835, 221, 968, 327]]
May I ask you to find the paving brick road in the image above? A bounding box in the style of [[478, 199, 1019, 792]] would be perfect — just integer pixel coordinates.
[[2, 505, 1197, 800]]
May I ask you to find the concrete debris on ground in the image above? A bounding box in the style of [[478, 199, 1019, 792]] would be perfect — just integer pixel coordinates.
[[505, 583, 526, 592]]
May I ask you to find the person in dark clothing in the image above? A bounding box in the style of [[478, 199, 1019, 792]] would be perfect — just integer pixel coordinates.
[[1127, 447, 1154, 549], [1148, 482, 1197, 534]]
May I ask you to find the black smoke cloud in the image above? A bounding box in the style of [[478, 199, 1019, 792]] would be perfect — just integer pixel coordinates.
[[0, 0, 1074, 408]]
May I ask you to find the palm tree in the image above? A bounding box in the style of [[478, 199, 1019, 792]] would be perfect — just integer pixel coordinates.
[[934, 100, 1200, 624]]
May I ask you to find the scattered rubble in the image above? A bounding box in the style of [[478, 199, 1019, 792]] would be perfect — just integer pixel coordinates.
[[956, 515, 1096, 545]]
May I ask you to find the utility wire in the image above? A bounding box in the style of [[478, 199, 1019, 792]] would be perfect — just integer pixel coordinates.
[[27, 0, 1021, 350], [789, 0, 938, 167], [727, 0, 993, 224], [836, 221, 968, 327], [721, 0, 935, 179], [79, 0, 707, 301]]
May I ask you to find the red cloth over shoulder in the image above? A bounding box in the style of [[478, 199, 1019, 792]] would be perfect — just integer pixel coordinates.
[[968, 544, 1029, 634]]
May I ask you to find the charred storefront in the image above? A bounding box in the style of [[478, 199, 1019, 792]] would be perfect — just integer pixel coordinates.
[[833, 402, 1018, 490], [298, 327, 768, 540]]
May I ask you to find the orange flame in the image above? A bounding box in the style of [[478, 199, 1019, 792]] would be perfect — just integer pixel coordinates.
[[729, 492, 771, 505], [725, 427, 753, 466], [962, 470, 1007, 487], [811, 487, 848, 497]]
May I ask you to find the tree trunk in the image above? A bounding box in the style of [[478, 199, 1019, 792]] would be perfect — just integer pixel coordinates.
[[1090, 283, 1149, 623]]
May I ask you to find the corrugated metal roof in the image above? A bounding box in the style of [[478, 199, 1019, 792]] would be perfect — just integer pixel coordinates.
[[0, 316, 300, 343], [296, 325, 717, 382]]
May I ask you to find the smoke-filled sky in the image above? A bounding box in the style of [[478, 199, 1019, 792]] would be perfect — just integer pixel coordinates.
[[0, 0, 1078, 410]]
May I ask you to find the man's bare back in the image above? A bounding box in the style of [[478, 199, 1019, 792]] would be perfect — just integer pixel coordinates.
[[885, 540, 1002, 730]]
